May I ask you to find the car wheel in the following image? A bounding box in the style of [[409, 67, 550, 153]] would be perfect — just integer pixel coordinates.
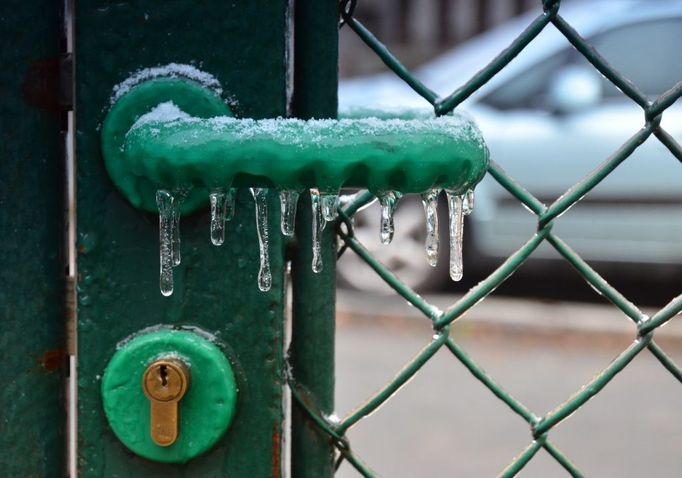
[[337, 194, 450, 294]]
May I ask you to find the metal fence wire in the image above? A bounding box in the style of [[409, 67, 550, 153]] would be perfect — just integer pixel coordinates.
[[287, 0, 682, 476]]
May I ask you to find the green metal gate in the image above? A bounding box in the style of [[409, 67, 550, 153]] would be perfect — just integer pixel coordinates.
[[307, 1, 682, 476], [1, 0, 681, 476]]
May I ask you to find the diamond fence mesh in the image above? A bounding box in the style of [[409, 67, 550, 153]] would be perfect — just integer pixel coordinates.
[[288, 1, 682, 476]]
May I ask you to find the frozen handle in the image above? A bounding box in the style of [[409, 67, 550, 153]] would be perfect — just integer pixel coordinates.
[[101, 78, 490, 294]]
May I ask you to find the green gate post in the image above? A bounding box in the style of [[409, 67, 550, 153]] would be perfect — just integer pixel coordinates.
[[289, 0, 339, 477], [0, 1, 66, 476], [75, 2, 288, 475]]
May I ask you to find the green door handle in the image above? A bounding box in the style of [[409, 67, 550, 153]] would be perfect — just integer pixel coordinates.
[[101, 77, 489, 295]]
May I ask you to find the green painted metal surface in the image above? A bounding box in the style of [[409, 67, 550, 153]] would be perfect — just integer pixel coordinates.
[[2, 0, 679, 476], [101, 328, 238, 464], [0, 1, 65, 476], [75, 1, 287, 476], [288, 0, 339, 477]]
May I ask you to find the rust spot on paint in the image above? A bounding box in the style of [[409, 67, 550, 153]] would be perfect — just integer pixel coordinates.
[[38, 349, 65, 372], [22, 58, 60, 113], [272, 425, 282, 478]]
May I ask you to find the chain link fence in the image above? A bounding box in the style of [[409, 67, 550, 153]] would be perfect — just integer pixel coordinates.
[[288, 0, 682, 475]]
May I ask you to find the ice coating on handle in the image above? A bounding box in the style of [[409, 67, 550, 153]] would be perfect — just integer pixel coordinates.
[[421, 189, 441, 267], [209, 188, 228, 246], [279, 190, 300, 236], [102, 79, 489, 215]]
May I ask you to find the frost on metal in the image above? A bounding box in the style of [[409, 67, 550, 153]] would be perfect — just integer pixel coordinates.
[[129, 101, 190, 134], [111, 63, 223, 104], [129, 104, 487, 150]]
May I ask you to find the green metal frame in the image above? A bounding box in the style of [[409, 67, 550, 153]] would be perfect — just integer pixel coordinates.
[[0, 1, 66, 476], [289, 1, 339, 477], [75, 1, 288, 476], [3, 0, 680, 476]]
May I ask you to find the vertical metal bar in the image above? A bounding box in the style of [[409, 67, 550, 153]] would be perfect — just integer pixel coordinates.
[[74, 1, 289, 475], [291, 0, 339, 119], [290, 0, 339, 476], [0, 1, 65, 475]]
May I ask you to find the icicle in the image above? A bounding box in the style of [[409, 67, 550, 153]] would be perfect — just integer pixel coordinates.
[[310, 189, 325, 273], [251, 188, 272, 292], [320, 192, 340, 222], [209, 188, 228, 246], [463, 189, 475, 216], [224, 188, 236, 222], [156, 190, 175, 296], [378, 191, 401, 245], [421, 189, 440, 267], [171, 188, 189, 267], [279, 190, 300, 236], [446, 190, 465, 282]]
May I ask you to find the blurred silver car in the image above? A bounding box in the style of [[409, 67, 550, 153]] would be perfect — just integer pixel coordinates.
[[337, 0, 682, 292]]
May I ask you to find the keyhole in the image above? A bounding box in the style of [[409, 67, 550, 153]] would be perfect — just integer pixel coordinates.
[[159, 364, 168, 387]]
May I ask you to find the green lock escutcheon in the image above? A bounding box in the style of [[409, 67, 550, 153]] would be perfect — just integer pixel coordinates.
[[101, 328, 238, 463]]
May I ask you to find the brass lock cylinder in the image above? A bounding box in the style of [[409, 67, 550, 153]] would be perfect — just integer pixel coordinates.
[[142, 358, 190, 446]]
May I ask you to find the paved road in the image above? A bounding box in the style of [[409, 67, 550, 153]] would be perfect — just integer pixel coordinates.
[[334, 295, 682, 477]]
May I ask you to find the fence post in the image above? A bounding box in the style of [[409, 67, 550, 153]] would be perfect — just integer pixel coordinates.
[[74, 1, 289, 475], [0, 1, 66, 476], [290, 0, 339, 476]]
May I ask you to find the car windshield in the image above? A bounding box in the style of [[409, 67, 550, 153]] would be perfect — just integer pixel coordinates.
[[481, 16, 682, 111], [593, 18, 682, 98]]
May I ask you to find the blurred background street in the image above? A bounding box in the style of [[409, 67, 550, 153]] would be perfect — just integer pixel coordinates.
[[334, 292, 682, 477], [340, 0, 538, 79], [332, 0, 682, 475]]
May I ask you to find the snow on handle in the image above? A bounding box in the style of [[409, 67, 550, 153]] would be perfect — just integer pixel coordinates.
[[111, 64, 223, 105]]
